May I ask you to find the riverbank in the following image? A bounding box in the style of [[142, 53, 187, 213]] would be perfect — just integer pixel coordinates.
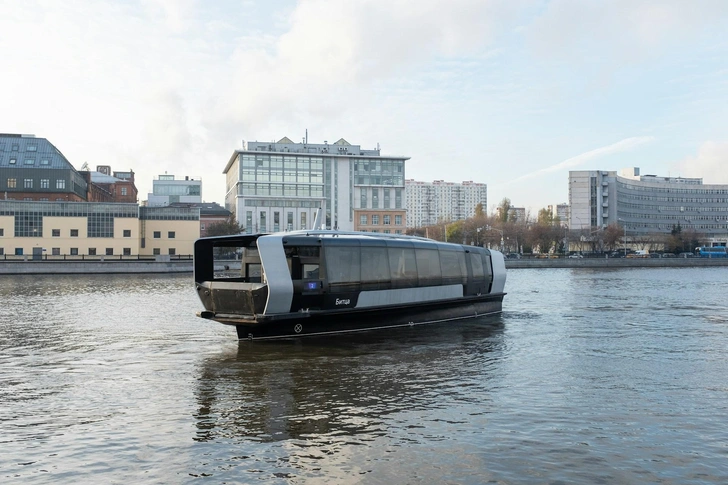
[[1, 257, 726, 274], [505, 257, 728, 269]]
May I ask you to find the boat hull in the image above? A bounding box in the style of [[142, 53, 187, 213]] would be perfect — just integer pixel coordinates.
[[198, 293, 505, 340]]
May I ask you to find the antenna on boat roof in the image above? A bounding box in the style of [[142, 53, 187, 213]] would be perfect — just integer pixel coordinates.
[[313, 207, 324, 230]]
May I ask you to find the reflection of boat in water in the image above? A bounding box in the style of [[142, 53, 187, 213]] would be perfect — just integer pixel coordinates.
[[194, 229, 506, 340], [193, 319, 504, 444]]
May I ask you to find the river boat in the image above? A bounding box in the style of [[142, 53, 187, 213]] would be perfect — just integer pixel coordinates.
[[194, 230, 506, 340]]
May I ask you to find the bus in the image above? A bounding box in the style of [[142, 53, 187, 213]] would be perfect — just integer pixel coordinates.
[[697, 246, 728, 258]]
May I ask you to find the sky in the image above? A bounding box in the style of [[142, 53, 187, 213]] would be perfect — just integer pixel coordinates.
[[2, 0, 727, 215]]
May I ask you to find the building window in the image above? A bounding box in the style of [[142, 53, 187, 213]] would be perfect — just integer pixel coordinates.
[[273, 212, 280, 232], [11, 144, 19, 151], [372, 215, 379, 225], [260, 211, 266, 232], [153, 248, 161, 255], [106, 248, 113, 256], [384, 215, 391, 225], [168, 231, 175, 239], [52, 229, 60, 237], [395, 215, 402, 225], [70, 248, 78, 256], [7, 178, 16, 188], [395, 229, 402, 234], [0, 228, 4, 236], [24, 159, 35, 165], [123, 248, 131, 256], [70, 229, 79, 237], [89, 248, 97, 256], [384, 189, 390, 208], [360, 215, 367, 225], [287, 212, 293, 231], [384, 229, 391, 234], [52, 248, 60, 256], [40, 159, 50, 165], [121, 187, 128, 196], [153, 231, 161, 238], [246, 211, 253, 234], [9, 158, 16, 165], [372, 189, 379, 209], [395, 188, 402, 209], [15, 248, 23, 256], [168, 248, 176, 255], [24, 179, 33, 189], [40, 179, 49, 189], [56, 180, 66, 189], [0, 248, 3, 255], [123, 229, 131, 237], [360, 191, 367, 209], [300, 212, 306, 229], [27, 145, 37, 152]]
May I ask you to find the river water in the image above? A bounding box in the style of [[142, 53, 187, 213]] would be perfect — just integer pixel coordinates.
[[1, 268, 727, 484]]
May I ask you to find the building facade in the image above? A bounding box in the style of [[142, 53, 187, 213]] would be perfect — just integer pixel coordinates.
[[569, 167, 728, 244], [81, 165, 138, 203], [1, 134, 87, 201], [224, 137, 408, 233], [405, 179, 487, 228], [146, 174, 202, 206], [0, 201, 199, 258]]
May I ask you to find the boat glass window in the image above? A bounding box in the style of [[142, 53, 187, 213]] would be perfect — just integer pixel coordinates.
[[388, 246, 417, 287], [415, 248, 442, 286], [325, 246, 361, 284], [469, 252, 485, 279], [361, 246, 390, 284]]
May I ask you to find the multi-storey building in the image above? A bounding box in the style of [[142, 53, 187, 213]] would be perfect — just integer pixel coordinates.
[[406, 180, 487, 228], [224, 137, 408, 233], [146, 174, 202, 206], [556, 203, 570, 227], [81, 165, 138, 203], [0, 200, 199, 258], [1, 133, 88, 201], [569, 167, 728, 244], [1, 134, 138, 204]]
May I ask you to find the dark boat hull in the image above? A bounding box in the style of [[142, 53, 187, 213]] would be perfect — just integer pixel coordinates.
[[217, 294, 505, 340]]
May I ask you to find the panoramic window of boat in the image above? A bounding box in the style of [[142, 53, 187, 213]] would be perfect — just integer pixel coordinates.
[[388, 245, 417, 287], [469, 252, 485, 280], [415, 248, 442, 286], [325, 245, 361, 284], [440, 250, 467, 285], [361, 246, 390, 287]]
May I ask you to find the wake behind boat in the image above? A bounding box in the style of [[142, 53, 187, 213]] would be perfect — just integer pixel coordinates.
[[194, 229, 506, 340]]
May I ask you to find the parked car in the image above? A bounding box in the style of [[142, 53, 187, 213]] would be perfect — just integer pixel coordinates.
[[678, 252, 695, 258], [661, 253, 677, 258], [568, 253, 583, 259], [506, 253, 521, 260]]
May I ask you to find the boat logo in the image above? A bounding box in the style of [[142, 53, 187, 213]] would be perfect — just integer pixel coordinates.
[[335, 298, 351, 306], [294, 324, 303, 333]]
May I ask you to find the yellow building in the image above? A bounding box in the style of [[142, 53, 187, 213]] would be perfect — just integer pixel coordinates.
[[0, 201, 199, 259]]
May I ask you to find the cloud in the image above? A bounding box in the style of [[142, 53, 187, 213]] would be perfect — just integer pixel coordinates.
[[526, 0, 728, 64], [672, 141, 728, 184], [505, 136, 656, 184]]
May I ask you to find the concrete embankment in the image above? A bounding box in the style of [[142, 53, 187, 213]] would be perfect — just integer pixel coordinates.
[[506, 258, 728, 269], [0, 260, 242, 275]]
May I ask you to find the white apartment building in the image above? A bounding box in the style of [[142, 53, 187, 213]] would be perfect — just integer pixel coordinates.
[[224, 137, 409, 233], [569, 167, 728, 244], [405, 180, 487, 228], [146, 174, 202, 207]]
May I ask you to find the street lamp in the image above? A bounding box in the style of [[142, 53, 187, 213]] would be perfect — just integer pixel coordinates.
[[485, 225, 504, 252]]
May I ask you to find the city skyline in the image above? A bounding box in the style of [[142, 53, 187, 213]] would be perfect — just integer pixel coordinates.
[[2, 1, 727, 214]]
